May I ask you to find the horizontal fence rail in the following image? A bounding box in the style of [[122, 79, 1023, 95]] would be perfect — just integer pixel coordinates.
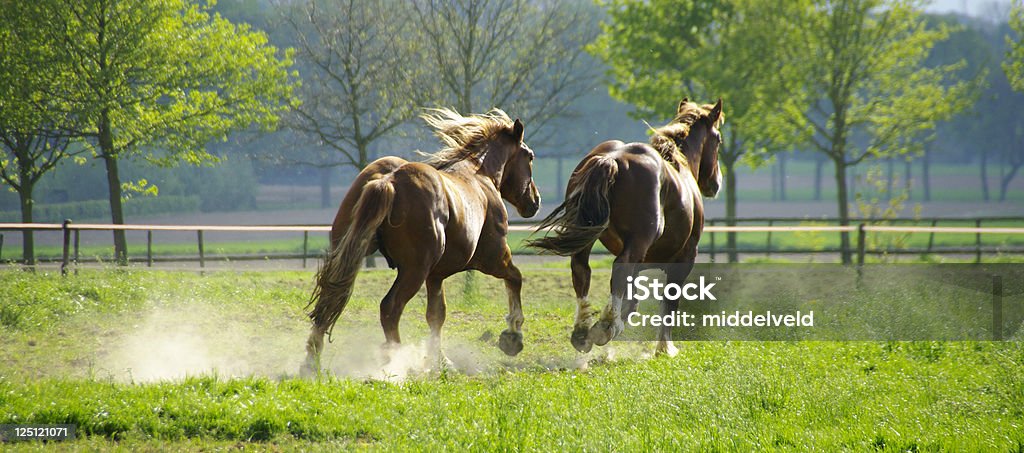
[[1, 217, 1023, 273]]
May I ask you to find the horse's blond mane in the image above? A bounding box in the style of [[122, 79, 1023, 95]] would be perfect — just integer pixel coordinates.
[[649, 102, 723, 169], [420, 108, 514, 170]]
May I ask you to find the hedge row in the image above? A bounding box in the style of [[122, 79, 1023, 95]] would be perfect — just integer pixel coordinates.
[[0, 196, 201, 223]]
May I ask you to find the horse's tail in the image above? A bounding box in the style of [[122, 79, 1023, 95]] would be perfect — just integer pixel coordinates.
[[307, 176, 395, 336], [527, 155, 618, 256]]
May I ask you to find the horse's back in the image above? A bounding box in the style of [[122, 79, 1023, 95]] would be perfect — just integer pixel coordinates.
[[575, 140, 701, 261], [331, 156, 408, 246]]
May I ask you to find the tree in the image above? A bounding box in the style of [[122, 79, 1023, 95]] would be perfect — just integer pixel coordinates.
[[275, 0, 428, 206], [1000, 1, 1024, 199], [43, 0, 295, 263], [589, 0, 806, 261], [411, 0, 601, 145], [783, 0, 972, 263], [0, 0, 83, 265], [1005, 0, 1024, 91]]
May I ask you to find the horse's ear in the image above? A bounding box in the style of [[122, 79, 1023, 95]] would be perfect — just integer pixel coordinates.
[[708, 98, 723, 125], [677, 98, 689, 113], [512, 118, 524, 142]]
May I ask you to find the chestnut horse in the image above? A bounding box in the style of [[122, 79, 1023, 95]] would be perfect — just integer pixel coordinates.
[[528, 99, 723, 356], [303, 108, 540, 375]]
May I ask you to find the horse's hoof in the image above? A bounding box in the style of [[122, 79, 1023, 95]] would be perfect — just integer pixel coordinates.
[[299, 357, 320, 378], [588, 318, 624, 346], [498, 330, 524, 356], [655, 341, 679, 358], [571, 326, 593, 353], [426, 352, 455, 373]]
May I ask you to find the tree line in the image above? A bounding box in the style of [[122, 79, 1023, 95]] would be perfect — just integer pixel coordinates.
[[3, 0, 1024, 266]]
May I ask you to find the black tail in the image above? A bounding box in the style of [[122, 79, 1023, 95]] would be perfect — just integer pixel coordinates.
[[526, 155, 618, 256]]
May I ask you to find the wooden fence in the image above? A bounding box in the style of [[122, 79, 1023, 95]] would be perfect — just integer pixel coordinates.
[[1, 217, 1024, 273]]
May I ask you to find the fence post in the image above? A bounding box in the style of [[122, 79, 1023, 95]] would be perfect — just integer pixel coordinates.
[[975, 218, 982, 264], [0, 234, 4, 262], [926, 219, 937, 253], [856, 223, 866, 266], [992, 275, 1003, 341], [73, 229, 80, 276], [302, 231, 309, 268], [709, 219, 716, 263], [147, 230, 153, 267], [765, 219, 773, 259], [61, 219, 72, 276], [197, 230, 205, 269]]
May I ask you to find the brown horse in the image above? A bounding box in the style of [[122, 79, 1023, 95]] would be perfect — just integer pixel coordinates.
[[528, 98, 723, 356], [302, 108, 540, 375]]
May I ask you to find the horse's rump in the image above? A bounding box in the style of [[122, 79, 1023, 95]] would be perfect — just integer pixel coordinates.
[[528, 153, 619, 256]]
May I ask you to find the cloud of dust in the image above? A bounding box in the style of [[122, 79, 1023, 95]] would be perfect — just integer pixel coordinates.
[[99, 302, 498, 383], [97, 300, 657, 383]]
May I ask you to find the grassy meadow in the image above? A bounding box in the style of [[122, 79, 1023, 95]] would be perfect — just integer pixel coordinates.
[[1, 265, 1023, 450]]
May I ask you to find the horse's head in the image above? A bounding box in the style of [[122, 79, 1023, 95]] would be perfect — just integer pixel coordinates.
[[498, 119, 541, 218], [675, 98, 724, 198]]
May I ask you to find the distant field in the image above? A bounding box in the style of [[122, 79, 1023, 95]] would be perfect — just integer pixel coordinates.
[[5, 219, 1024, 265], [0, 268, 1022, 449]]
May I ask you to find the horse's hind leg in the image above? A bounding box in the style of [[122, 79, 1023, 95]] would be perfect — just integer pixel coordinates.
[[425, 277, 454, 369], [570, 244, 597, 352], [301, 324, 327, 377], [380, 268, 428, 347], [589, 239, 653, 346]]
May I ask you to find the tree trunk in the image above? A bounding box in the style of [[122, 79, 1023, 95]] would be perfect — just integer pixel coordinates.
[[723, 157, 739, 263], [999, 163, 1021, 202], [980, 150, 990, 201], [319, 166, 331, 209], [886, 158, 894, 200], [835, 158, 852, 264], [778, 153, 786, 201], [770, 160, 778, 201], [17, 179, 35, 266], [556, 156, 564, 204], [903, 158, 912, 199], [922, 147, 931, 201], [814, 156, 824, 201], [848, 166, 857, 203], [99, 109, 128, 265]]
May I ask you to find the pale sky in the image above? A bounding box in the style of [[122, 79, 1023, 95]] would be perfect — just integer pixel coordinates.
[[925, 0, 1012, 21]]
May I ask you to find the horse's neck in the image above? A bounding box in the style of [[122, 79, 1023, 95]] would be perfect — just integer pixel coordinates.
[[474, 143, 509, 186], [652, 136, 699, 181]]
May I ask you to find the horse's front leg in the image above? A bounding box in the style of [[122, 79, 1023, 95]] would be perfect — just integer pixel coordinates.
[[656, 249, 697, 357], [498, 263, 525, 357], [478, 246, 526, 356]]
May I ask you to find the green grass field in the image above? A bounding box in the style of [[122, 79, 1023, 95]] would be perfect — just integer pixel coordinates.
[[1, 266, 1023, 450]]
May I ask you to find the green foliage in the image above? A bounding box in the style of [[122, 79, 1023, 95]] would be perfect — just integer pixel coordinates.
[[1007, 1, 1024, 91], [786, 0, 974, 163], [589, 0, 805, 166], [41, 0, 298, 163], [0, 0, 82, 226]]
